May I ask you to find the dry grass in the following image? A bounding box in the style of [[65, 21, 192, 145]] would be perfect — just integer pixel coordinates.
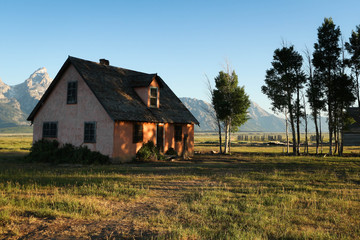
[[0, 136, 359, 239]]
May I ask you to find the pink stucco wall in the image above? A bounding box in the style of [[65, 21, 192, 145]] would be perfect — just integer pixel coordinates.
[[113, 121, 157, 162], [164, 123, 194, 156], [113, 121, 194, 162], [32, 65, 114, 156]]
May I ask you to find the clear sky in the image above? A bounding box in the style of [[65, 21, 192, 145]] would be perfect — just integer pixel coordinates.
[[0, 0, 359, 113]]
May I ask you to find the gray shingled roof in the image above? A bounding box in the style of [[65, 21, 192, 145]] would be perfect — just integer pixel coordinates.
[[346, 107, 360, 132], [28, 56, 199, 125]]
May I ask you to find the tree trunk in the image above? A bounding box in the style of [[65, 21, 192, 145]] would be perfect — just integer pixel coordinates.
[[285, 108, 289, 154], [333, 111, 338, 155], [296, 87, 301, 155], [289, 108, 297, 155], [217, 118, 222, 154], [313, 111, 319, 155], [337, 127, 340, 155], [334, 127, 338, 154], [328, 100, 333, 155], [319, 112, 323, 154], [224, 120, 228, 154], [355, 74, 360, 108], [224, 120, 230, 154], [303, 96, 308, 154], [340, 115, 344, 156], [228, 118, 232, 154]]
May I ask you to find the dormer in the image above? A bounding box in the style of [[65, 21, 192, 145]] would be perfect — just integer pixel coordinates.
[[132, 74, 163, 108]]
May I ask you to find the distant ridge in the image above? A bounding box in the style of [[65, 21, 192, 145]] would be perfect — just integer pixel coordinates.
[[180, 97, 328, 132], [0, 68, 328, 133]]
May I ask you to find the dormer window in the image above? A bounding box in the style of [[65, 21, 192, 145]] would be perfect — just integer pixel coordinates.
[[150, 87, 158, 108], [67, 81, 77, 104]]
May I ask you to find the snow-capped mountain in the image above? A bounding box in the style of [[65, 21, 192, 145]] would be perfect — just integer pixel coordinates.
[[5, 67, 52, 114], [0, 68, 52, 128]]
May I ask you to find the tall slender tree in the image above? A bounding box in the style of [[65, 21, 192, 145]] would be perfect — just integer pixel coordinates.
[[205, 75, 223, 153], [345, 25, 360, 107], [302, 92, 309, 154], [212, 70, 250, 154], [333, 73, 355, 155], [262, 45, 306, 155], [312, 17, 341, 155], [305, 48, 325, 154]]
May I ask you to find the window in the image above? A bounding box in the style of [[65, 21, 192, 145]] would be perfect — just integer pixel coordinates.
[[84, 122, 96, 143], [67, 81, 77, 104], [174, 125, 182, 142], [43, 122, 57, 138], [133, 123, 143, 143], [149, 87, 158, 108]]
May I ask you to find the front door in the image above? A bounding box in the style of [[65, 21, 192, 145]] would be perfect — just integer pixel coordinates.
[[157, 124, 164, 152]]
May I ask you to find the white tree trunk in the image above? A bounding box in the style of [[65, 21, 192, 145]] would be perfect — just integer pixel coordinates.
[[224, 120, 230, 154]]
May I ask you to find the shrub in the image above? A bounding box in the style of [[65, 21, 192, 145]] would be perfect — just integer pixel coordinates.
[[165, 147, 178, 156], [135, 141, 164, 162], [27, 139, 59, 163], [26, 140, 110, 165]]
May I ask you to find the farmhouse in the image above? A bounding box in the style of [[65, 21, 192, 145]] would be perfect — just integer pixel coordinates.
[[27, 56, 199, 162], [343, 107, 360, 146]]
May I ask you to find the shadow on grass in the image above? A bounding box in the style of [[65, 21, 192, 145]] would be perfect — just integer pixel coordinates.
[[1, 152, 359, 187]]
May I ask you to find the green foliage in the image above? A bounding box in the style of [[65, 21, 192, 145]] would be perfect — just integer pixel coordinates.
[[212, 69, 250, 153], [345, 25, 360, 74], [262, 45, 306, 155], [212, 71, 250, 124], [26, 139, 110, 164], [306, 71, 326, 115], [262, 45, 306, 114], [313, 18, 356, 155], [135, 141, 164, 162], [313, 18, 341, 74], [345, 25, 360, 106]]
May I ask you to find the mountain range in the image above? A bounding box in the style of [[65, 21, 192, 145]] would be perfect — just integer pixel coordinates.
[[180, 97, 286, 132], [0, 68, 327, 132], [0, 68, 51, 128]]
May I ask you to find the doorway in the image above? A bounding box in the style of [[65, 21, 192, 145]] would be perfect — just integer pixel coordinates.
[[157, 124, 164, 152]]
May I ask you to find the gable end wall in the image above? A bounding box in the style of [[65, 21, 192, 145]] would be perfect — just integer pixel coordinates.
[[32, 65, 114, 156]]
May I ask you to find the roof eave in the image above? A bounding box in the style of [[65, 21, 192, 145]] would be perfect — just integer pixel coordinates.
[[27, 56, 72, 122]]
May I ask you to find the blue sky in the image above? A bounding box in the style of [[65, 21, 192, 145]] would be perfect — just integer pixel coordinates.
[[1, 0, 359, 113]]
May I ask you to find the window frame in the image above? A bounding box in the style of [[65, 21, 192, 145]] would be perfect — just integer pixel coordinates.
[[42, 121, 58, 138], [67, 81, 78, 104], [84, 122, 96, 143], [133, 123, 143, 143], [149, 87, 158, 108], [174, 125, 182, 142]]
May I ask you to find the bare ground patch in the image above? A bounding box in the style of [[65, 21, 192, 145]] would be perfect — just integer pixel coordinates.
[[2, 176, 216, 239]]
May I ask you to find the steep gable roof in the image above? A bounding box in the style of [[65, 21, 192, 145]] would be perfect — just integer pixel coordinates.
[[346, 107, 360, 132], [28, 56, 199, 125]]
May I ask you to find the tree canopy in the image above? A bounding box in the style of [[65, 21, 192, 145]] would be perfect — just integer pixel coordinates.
[[212, 70, 250, 154]]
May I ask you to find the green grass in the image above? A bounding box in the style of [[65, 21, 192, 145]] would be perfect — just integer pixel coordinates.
[[0, 136, 359, 239], [0, 135, 32, 152], [0, 126, 33, 134]]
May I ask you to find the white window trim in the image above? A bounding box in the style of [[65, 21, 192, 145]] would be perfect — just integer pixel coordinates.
[[149, 87, 158, 108]]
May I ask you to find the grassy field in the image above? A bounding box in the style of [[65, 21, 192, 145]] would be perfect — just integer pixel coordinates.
[[0, 136, 359, 239]]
